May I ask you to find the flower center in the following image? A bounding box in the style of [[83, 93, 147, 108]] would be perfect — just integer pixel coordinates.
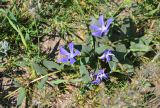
[[101, 25, 106, 32], [97, 73, 106, 80], [69, 53, 74, 58]]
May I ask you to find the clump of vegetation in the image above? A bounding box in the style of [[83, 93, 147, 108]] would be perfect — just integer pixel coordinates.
[[0, 0, 159, 107]]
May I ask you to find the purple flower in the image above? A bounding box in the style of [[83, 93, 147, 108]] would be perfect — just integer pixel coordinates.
[[89, 15, 114, 37], [58, 42, 80, 64], [92, 69, 108, 85], [99, 50, 114, 63]]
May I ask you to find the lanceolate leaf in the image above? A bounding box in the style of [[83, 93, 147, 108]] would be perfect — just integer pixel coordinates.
[[43, 60, 63, 71], [51, 79, 66, 85], [32, 62, 47, 75], [17, 87, 26, 107], [79, 60, 91, 83], [6, 12, 27, 49], [38, 76, 48, 89]]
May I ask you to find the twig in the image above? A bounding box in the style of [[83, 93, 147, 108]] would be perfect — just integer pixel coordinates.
[[30, 71, 61, 84]]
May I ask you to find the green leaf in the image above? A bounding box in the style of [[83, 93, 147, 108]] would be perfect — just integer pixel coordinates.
[[95, 44, 113, 54], [0, 9, 5, 13], [86, 34, 94, 46], [95, 45, 106, 54], [95, 36, 110, 43], [43, 60, 63, 71], [2, 0, 7, 2], [133, 52, 146, 56], [143, 82, 151, 87], [14, 60, 28, 67], [79, 60, 91, 83], [85, 57, 89, 63], [32, 62, 47, 75], [144, 3, 160, 16], [123, 63, 134, 72], [123, 0, 132, 6], [130, 42, 151, 52], [140, 36, 152, 45], [120, 18, 136, 37], [38, 76, 48, 89], [17, 87, 26, 107], [116, 43, 127, 53], [13, 80, 21, 87], [6, 13, 27, 49], [70, 78, 83, 83], [130, 37, 152, 56], [109, 61, 117, 71], [51, 79, 66, 85], [112, 55, 119, 62], [6, 16, 18, 31], [25, 33, 30, 41], [81, 45, 92, 54], [8, 11, 17, 22]]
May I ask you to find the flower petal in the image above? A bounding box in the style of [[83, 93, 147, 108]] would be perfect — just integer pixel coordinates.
[[99, 54, 105, 60], [98, 15, 104, 26], [68, 42, 74, 54], [58, 57, 69, 63], [106, 55, 111, 62], [103, 73, 108, 79], [107, 50, 113, 55], [105, 18, 114, 29], [60, 47, 69, 55], [89, 25, 100, 31], [70, 58, 76, 64], [104, 50, 112, 55], [99, 69, 105, 74], [103, 29, 109, 36], [73, 49, 80, 56], [92, 78, 101, 85], [92, 31, 103, 37]]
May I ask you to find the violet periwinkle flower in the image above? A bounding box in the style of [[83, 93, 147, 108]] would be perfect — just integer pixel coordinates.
[[89, 15, 114, 37], [58, 42, 80, 64], [99, 50, 114, 63], [92, 69, 108, 85]]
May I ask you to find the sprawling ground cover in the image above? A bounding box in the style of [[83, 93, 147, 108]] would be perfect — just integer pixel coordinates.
[[0, 0, 160, 107]]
